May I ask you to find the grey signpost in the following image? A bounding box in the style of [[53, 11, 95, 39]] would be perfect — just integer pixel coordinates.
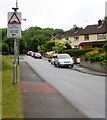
[[7, 0, 21, 84]]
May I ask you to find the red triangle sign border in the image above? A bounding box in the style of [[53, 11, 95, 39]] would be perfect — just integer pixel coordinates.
[[8, 12, 21, 24]]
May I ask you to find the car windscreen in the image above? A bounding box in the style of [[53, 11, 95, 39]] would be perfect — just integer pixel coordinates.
[[36, 53, 41, 56], [58, 55, 70, 59]]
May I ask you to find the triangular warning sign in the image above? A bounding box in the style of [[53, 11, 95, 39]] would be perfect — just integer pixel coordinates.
[[8, 13, 21, 24]]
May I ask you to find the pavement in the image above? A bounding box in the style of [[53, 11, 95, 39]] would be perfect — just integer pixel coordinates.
[[20, 60, 88, 119], [74, 64, 107, 76]]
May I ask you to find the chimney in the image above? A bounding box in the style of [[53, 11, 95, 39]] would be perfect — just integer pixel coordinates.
[[98, 19, 102, 26]]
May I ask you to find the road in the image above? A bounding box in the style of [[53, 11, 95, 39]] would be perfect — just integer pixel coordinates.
[[22, 55, 105, 118]]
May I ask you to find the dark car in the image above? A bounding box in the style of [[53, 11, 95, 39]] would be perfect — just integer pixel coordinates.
[[34, 53, 42, 59]]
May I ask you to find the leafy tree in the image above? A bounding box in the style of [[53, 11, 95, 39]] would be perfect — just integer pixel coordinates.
[[39, 44, 47, 53], [10, 47, 14, 55], [19, 38, 27, 54], [0, 28, 7, 39], [3, 37, 14, 53], [39, 41, 55, 53], [53, 40, 66, 53], [2, 43, 9, 53]]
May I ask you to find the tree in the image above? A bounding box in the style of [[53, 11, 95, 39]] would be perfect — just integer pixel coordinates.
[[1, 28, 7, 39], [53, 40, 66, 53], [3, 37, 14, 53], [20, 38, 27, 54], [2, 43, 9, 54], [39, 41, 55, 53]]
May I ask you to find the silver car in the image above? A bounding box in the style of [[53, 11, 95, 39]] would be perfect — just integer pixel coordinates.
[[54, 54, 74, 68]]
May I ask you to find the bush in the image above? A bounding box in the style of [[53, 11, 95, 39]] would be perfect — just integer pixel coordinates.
[[103, 43, 107, 60], [84, 53, 105, 62], [64, 48, 96, 57], [102, 60, 107, 65]]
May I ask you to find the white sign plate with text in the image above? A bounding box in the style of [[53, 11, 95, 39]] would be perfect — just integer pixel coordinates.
[[7, 12, 21, 38]]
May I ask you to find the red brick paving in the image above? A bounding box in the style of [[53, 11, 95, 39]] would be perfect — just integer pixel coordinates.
[[20, 82, 58, 93]]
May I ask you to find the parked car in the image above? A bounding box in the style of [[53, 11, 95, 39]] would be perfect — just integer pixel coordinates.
[[31, 52, 36, 57], [34, 53, 42, 59], [48, 55, 52, 62], [54, 54, 74, 68], [27, 51, 33, 56], [51, 54, 57, 65]]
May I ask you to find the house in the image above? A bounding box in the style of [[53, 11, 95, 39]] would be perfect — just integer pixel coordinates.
[[51, 19, 107, 49], [69, 29, 83, 49], [79, 20, 107, 49]]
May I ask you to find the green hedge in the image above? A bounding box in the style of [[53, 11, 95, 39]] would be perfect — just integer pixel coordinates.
[[84, 53, 105, 62], [64, 48, 96, 57]]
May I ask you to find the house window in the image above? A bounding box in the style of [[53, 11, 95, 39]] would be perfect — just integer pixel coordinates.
[[74, 45, 79, 49], [84, 35, 89, 40], [66, 37, 69, 41], [97, 34, 106, 40], [74, 36, 79, 41]]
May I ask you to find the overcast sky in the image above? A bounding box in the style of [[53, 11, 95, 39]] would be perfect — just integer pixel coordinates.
[[1, 0, 107, 31]]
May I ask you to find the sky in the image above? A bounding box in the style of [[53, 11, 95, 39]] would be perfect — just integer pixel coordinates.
[[1, 0, 107, 31]]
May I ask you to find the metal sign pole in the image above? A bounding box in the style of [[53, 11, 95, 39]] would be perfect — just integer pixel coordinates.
[[7, 0, 21, 84], [13, 38, 17, 84]]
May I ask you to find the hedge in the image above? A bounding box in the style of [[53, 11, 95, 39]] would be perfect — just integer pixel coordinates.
[[84, 53, 105, 62], [64, 48, 97, 57]]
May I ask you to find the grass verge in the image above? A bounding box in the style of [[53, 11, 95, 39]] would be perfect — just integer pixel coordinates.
[[1, 55, 23, 118]]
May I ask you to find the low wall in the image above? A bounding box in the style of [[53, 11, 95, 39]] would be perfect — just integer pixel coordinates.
[[80, 59, 107, 73]]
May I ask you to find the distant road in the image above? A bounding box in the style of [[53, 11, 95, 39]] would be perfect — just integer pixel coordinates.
[[22, 55, 105, 118]]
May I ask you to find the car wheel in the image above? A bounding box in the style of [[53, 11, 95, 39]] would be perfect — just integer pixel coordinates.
[[54, 63, 57, 67], [70, 64, 74, 69], [57, 63, 60, 68]]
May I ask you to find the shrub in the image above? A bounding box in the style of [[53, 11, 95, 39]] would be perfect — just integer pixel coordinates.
[[84, 53, 104, 62], [103, 43, 107, 60], [64, 48, 96, 57], [102, 60, 107, 65]]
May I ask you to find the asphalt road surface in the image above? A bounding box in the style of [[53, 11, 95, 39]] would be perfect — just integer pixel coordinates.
[[21, 55, 105, 118]]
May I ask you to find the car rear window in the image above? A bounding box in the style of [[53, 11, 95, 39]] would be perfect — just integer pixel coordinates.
[[59, 55, 70, 59]]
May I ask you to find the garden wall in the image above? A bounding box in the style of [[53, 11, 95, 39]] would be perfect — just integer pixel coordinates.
[[80, 59, 107, 73]]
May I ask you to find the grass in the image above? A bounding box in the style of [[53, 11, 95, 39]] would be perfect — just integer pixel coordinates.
[[1, 55, 23, 118]]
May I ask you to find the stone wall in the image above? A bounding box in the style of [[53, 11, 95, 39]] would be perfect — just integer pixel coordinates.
[[80, 59, 107, 73]]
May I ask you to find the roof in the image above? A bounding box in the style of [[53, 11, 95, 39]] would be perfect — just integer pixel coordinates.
[[80, 22, 107, 35], [79, 40, 107, 46], [51, 32, 64, 40], [51, 21, 107, 40], [61, 29, 83, 38]]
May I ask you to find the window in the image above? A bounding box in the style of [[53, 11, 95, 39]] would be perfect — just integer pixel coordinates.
[[74, 45, 79, 49], [74, 36, 79, 40], [84, 35, 89, 40], [66, 37, 69, 40], [97, 34, 106, 39]]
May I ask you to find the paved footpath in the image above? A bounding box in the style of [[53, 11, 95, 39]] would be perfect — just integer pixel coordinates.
[[20, 61, 88, 119]]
